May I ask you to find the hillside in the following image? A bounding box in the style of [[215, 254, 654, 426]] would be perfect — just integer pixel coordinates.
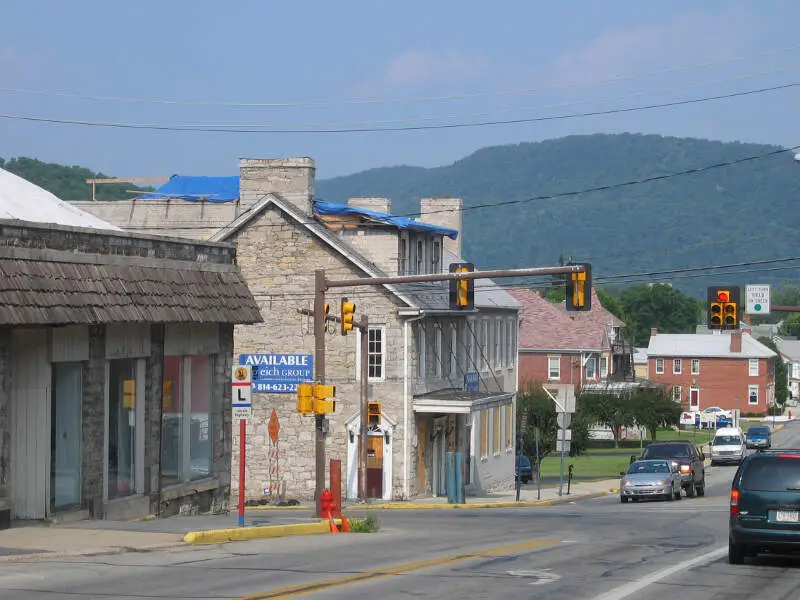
[[316, 133, 800, 298], [0, 157, 152, 201]]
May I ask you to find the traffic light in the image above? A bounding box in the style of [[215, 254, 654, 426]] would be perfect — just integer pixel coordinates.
[[449, 262, 475, 310], [565, 263, 592, 311], [340, 298, 356, 335], [297, 383, 314, 414], [707, 286, 740, 329], [313, 384, 336, 414]]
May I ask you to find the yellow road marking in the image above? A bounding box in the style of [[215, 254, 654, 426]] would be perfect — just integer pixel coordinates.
[[235, 538, 560, 599]]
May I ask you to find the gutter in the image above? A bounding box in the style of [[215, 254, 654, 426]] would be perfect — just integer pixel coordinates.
[[403, 313, 426, 500]]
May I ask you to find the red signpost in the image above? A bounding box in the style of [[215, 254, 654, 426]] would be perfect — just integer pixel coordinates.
[[238, 419, 246, 527], [232, 365, 253, 528]]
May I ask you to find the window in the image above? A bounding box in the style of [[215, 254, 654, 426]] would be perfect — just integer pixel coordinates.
[[748, 384, 759, 405], [793, 363, 800, 379], [493, 406, 501, 454], [398, 235, 409, 275], [548, 356, 561, 380], [586, 357, 596, 379], [189, 355, 213, 481], [672, 385, 681, 403], [161, 356, 184, 486], [655, 358, 664, 374], [480, 410, 489, 458], [599, 356, 608, 378], [691, 359, 700, 375], [673, 359, 682, 374], [749, 359, 759, 377], [368, 327, 385, 380], [481, 319, 489, 371], [431, 239, 441, 273], [449, 323, 457, 377], [465, 320, 475, 372], [505, 404, 513, 449], [415, 239, 424, 274], [494, 320, 501, 368], [433, 326, 442, 378], [108, 358, 141, 499], [416, 324, 426, 378]]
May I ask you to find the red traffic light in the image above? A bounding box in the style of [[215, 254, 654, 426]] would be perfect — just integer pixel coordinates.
[[716, 290, 730, 302]]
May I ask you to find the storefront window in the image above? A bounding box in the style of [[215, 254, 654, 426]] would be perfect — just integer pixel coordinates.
[[161, 356, 183, 486], [108, 359, 137, 499], [190, 355, 213, 480]]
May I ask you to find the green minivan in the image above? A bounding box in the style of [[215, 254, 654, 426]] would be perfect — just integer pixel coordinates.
[[729, 450, 800, 564]]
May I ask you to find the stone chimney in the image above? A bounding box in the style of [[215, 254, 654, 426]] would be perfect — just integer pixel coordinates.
[[730, 330, 743, 353], [239, 157, 315, 214], [650, 327, 658, 338], [419, 197, 463, 257], [347, 198, 391, 213]]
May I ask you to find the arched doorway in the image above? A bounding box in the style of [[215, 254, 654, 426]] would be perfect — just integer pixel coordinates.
[[345, 411, 395, 501]]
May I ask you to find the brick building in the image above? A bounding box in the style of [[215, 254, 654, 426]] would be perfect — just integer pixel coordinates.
[[76, 158, 521, 501], [507, 287, 630, 390], [0, 168, 261, 522], [646, 329, 776, 414]]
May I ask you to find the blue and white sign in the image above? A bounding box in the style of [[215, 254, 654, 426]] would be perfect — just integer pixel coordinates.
[[238, 353, 314, 394], [464, 371, 479, 392]]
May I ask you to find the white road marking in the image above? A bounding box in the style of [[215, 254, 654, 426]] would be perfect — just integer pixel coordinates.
[[507, 568, 561, 585], [592, 546, 727, 600]]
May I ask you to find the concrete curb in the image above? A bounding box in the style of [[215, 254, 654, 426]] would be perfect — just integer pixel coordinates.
[[183, 520, 330, 545], [244, 504, 309, 512], [0, 541, 187, 563]]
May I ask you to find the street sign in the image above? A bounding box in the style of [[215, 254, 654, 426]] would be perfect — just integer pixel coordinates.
[[542, 383, 576, 413], [745, 284, 771, 315], [239, 354, 313, 393], [560, 428, 572, 441], [464, 372, 479, 392], [232, 365, 252, 421], [556, 440, 571, 453], [557, 413, 572, 429]]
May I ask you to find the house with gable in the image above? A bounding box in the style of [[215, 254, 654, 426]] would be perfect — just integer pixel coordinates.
[[506, 287, 629, 390], [75, 158, 521, 501]]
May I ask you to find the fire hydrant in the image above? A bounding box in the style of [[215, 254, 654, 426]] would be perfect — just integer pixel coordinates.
[[320, 489, 336, 520]]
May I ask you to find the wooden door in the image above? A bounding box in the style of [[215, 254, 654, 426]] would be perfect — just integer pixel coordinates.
[[366, 435, 383, 498]]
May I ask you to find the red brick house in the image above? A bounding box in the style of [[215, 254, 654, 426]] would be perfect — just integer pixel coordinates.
[[507, 288, 628, 390], [646, 328, 777, 414]]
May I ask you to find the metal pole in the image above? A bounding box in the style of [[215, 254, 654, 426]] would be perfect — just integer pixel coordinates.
[[238, 419, 246, 527], [313, 270, 327, 518], [535, 427, 541, 501], [515, 434, 523, 502], [359, 314, 369, 501], [558, 419, 566, 497]]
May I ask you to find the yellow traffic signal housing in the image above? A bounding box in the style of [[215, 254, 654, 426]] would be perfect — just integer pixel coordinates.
[[313, 399, 336, 414], [313, 384, 336, 399], [565, 263, 592, 311], [707, 286, 740, 329], [297, 383, 314, 414], [368, 401, 381, 426], [449, 262, 475, 310], [341, 297, 356, 336]]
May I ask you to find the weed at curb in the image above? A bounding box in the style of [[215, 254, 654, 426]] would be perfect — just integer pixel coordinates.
[[349, 515, 380, 533]]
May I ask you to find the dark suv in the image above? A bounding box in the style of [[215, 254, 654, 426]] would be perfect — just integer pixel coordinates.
[[638, 440, 706, 497], [729, 450, 800, 563]]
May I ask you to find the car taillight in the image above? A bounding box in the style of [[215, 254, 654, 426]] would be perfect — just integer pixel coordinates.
[[779, 454, 800, 459], [730, 489, 740, 516], [680, 464, 691, 473]]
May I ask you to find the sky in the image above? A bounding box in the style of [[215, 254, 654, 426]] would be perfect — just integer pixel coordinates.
[[1, 0, 799, 181]]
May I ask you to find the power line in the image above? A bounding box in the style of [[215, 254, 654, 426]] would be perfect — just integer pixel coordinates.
[[1, 81, 798, 135], [3, 44, 797, 109]]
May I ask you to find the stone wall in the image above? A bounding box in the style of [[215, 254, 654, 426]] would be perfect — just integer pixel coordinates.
[[0, 328, 9, 497], [82, 325, 106, 517]]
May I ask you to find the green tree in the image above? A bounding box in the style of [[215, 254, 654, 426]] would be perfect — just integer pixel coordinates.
[[578, 391, 635, 447], [779, 314, 800, 338], [620, 283, 702, 346], [758, 337, 789, 406], [630, 387, 681, 440], [752, 284, 800, 325]]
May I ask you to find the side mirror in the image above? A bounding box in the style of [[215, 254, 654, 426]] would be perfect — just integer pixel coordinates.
[[619, 471, 626, 477], [630, 455, 636, 464]]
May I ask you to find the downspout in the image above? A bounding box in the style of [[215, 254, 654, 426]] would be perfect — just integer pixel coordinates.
[[403, 314, 425, 500]]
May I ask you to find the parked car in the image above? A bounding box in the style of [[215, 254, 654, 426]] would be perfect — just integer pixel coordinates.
[[745, 425, 772, 450], [710, 427, 747, 466], [515, 454, 533, 484], [620, 459, 682, 503], [639, 440, 706, 497], [729, 449, 800, 563]]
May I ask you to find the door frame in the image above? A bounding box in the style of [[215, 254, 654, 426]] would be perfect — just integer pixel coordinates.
[[50, 361, 84, 513], [345, 411, 395, 501]]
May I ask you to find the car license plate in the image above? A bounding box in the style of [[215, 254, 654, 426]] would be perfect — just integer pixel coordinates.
[[776, 510, 799, 523]]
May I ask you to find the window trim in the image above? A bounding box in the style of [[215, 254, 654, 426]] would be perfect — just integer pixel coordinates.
[[586, 357, 597, 379], [480, 410, 489, 459], [505, 403, 513, 450], [548, 355, 561, 380], [689, 385, 700, 409], [449, 323, 458, 378], [356, 325, 388, 382], [691, 359, 700, 375], [749, 358, 759, 377], [748, 384, 759, 405], [416, 323, 426, 379], [431, 238, 442, 274], [398, 232, 409, 275], [599, 356, 608, 378], [672, 385, 681, 403], [655, 358, 664, 375], [673, 359, 682, 375], [492, 406, 501, 455]]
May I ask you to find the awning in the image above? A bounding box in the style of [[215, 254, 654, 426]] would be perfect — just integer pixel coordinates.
[[412, 389, 513, 414]]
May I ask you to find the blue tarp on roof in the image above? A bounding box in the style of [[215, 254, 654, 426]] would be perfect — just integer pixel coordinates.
[[137, 175, 240, 202], [314, 200, 458, 239]]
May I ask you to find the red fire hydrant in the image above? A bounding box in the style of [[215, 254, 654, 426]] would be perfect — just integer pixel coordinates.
[[320, 489, 335, 520]]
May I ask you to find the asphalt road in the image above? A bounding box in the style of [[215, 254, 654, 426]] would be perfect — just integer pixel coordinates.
[[1, 423, 799, 599]]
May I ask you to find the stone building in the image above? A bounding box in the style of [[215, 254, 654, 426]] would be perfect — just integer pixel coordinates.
[[75, 158, 521, 501], [0, 168, 261, 522]]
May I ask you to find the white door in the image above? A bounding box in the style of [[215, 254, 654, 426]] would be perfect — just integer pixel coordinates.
[[10, 329, 51, 520]]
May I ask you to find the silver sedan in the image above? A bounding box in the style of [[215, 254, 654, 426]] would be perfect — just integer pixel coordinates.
[[620, 459, 682, 503]]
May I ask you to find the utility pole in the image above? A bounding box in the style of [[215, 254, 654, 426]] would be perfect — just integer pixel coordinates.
[[313, 270, 327, 518], [359, 314, 369, 500]]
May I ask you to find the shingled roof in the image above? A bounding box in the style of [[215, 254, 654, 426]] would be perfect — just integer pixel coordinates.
[[507, 288, 620, 351]]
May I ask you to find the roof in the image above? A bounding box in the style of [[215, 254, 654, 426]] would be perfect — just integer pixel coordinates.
[[0, 248, 262, 326], [137, 175, 240, 202], [314, 200, 459, 239], [0, 167, 121, 231], [633, 347, 648, 364], [775, 338, 800, 361], [647, 333, 777, 359], [507, 287, 621, 351]]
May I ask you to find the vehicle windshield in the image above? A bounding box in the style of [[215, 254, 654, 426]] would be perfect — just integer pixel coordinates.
[[714, 436, 742, 445], [516, 456, 531, 468], [643, 444, 691, 458], [747, 427, 770, 436], [628, 462, 670, 474], [741, 457, 800, 491]]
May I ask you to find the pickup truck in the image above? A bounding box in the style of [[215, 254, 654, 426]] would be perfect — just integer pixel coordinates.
[[638, 440, 706, 497]]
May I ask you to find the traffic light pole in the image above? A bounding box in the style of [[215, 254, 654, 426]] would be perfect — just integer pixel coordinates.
[[313, 270, 327, 519], [359, 314, 369, 501]]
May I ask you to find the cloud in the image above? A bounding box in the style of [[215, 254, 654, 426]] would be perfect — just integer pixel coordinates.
[[550, 8, 756, 84], [354, 49, 490, 95]]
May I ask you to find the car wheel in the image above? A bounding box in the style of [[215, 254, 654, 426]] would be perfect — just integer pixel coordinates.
[[674, 489, 682, 500], [620, 496, 628, 503], [667, 489, 675, 501], [685, 482, 696, 498], [696, 479, 705, 497], [728, 539, 745, 565]]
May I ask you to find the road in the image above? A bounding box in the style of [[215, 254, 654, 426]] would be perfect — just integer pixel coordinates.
[[1, 424, 799, 599]]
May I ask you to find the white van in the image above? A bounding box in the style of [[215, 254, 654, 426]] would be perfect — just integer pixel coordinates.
[[710, 427, 747, 466]]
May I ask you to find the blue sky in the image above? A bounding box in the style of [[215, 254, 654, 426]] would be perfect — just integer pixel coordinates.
[[1, 0, 799, 180]]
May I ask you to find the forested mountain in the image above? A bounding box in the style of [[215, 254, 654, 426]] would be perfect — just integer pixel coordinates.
[[316, 133, 800, 298], [0, 157, 152, 201]]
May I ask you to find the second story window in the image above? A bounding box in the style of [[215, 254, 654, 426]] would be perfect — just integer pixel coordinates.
[[548, 356, 560, 380], [749, 359, 759, 376], [586, 357, 596, 379], [398, 234, 409, 275], [794, 362, 800, 379], [368, 327, 385, 380], [599, 356, 608, 378], [691, 359, 700, 375], [673, 359, 682, 375], [415, 239, 425, 274], [655, 358, 664, 374], [431, 239, 441, 273]]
